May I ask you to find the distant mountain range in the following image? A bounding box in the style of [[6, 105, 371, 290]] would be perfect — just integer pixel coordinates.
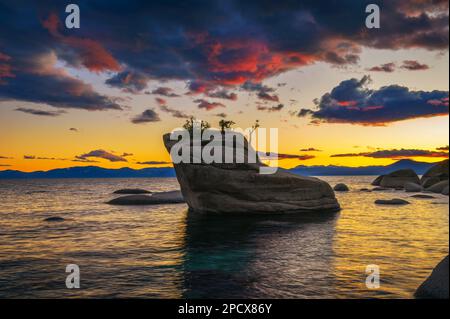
[[0, 159, 439, 179]]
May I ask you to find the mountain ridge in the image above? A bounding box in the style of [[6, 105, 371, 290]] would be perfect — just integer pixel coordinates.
[[0, 159, 443, 178]]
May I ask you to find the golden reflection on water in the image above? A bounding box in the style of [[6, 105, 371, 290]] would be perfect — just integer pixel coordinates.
[[0, 177, 448, 298]]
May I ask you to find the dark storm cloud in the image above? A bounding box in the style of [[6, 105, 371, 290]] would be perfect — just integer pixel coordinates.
[[131, 109, 161, 124], [297, 76, 449, 125], [15, 107, 65, 117], [0, 0, 448, 109], [75, 150, 127, 162], [331, 149, 449, 158]]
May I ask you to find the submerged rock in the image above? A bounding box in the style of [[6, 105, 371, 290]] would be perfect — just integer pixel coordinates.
[[372, 169, 420, 189], [372, 187, 389, 191], [410, 194, 435, 199], [404, 182, 423, 193], [108, 190, 185, 205], [334, 183, 349, 192], [374, 198, 410, 205], [426, 180, 449, 194], [421, 159, 449, 188], [360, 188, 371, 192], [163, 132, 340, 214], [113, 188, 151, 194], [415, 256, 449, 299], [44, 216, 65, 222]]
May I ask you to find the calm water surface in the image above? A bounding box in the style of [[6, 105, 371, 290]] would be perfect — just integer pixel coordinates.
[[0, 177, 448, 298]]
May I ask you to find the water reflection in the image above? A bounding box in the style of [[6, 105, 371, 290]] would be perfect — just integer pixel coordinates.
[[181, 211, 339, 298]]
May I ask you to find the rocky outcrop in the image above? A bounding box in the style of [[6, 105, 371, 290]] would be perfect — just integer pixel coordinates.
[[421, 160, 449, 188], [426, 180, 449, 194], [374, 198, 410, 205], [163, 132, 340, 213], [108, 190, 185, 205], [334, 183, 349, 192], [113, 188, 151, 194], [404, 182, 423, 192], [415, 255, 449, 299], [442, 186, 449, 196], [372, 169, 420, 189]]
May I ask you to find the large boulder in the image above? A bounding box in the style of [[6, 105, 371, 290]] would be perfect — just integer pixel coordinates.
[[404, 182, 423, 192], [421, 160, 449, 188], [163, 132, 340, 213], [426, 180, 449, 194], [415, 256, 449, 299], [372, 169, 420, 189]]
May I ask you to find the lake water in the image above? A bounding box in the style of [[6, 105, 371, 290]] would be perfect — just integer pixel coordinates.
[[0, 176, 448, 298]]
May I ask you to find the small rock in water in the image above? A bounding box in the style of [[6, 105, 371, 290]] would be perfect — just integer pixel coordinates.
[[44, 216, 65, 222], [333, 183, 349, 192], [360, 188, 371, 192], [107, 190, 185, 205], [113, 188, 151, 194], [410, 194, 435, 199], [374, 198, 410, 205]]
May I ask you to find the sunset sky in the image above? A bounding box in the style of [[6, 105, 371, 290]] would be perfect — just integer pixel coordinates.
[[0, 0, 449, 172]]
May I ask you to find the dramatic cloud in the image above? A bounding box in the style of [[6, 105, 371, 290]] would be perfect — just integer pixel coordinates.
[[69, 127, 78, 132], [368, 62, 396, 73], [75, 150, 127, 162], [0, 1, 448, 108], [400, 60, 430, 71], [331, 149, 449, 159], [42, 13, 121, 73], [194, 99, 225, 111], [131, 109, 161, 124], [150, 87, 180, 97], [297, 76, 449, 125], [106, 70, 149, 93], [437, 145, 449, 151], [15, 107, 65, 117]]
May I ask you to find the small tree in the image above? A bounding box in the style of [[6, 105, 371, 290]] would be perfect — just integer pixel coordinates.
[[182, 117, 210, 134], [219, 119, 236, 133], [249, 120, 260, 144]]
